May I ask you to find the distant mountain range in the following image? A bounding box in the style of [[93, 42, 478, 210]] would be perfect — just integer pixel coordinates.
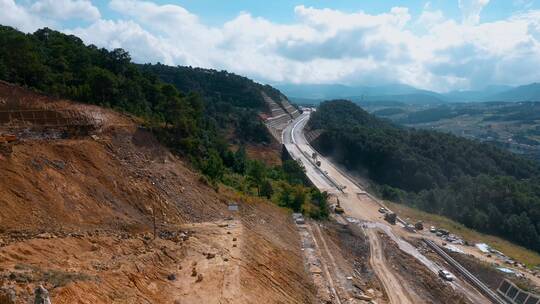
[[275, 83, 540, 104]]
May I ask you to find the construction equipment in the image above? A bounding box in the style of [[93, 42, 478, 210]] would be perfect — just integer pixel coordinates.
[[384, 212, 397, 225], [334, 200, 344, 214]]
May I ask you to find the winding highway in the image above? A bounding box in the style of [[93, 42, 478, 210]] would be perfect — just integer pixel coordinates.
[[282, 110, 493, 304]]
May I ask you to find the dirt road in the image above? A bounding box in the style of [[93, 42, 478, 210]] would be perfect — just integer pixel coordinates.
[[366, 228, 423, 304]]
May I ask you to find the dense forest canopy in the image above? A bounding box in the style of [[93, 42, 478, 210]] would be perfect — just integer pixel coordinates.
[[308, 100, 540, 252], [138, 64, 280, 144], [0, 25, 328, 219], [139, 64, 283, 109]]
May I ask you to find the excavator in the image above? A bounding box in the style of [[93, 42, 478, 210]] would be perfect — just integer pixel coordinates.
[[334, 198, 344, 214]]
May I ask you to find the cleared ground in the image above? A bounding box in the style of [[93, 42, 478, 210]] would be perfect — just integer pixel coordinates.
[[0, 83, 317, 303]]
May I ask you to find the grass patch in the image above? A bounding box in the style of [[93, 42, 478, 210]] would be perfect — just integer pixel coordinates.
[[385, 201, 540, 268]]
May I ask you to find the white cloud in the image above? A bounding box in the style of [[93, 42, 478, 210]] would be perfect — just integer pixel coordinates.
[[30, 0, 100, 21], [0, 0, 539, 91], [0, 0, 47, 32], [418, 9, 445, 28], [109, 0, 201, 34], [458, 0, 490, 25], [68, 19, 185, 65]]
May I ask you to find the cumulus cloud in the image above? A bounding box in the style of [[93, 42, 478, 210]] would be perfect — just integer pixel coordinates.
[[417, 3, 445, 29], [0, 0, 539, 91], [68, 19, 185, 65], [0, 0, 48, 32], [30, 0, 100, 21]]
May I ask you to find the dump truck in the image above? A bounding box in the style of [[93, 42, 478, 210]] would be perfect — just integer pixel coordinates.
[[384, 212, 397, 225]]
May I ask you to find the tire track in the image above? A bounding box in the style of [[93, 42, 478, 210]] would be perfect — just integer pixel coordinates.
[[366, 228, 423, 304], [307, 223, 343, 304]]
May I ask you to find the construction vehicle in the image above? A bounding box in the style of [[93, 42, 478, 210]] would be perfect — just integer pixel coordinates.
[[384, 212, 397, 225], [334, 198, 344, 214]]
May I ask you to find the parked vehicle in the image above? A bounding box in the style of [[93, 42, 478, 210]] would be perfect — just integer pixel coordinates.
[[405, 224, 416, 232], [437, 229, 450, 236], [438, 269, 454, 281]]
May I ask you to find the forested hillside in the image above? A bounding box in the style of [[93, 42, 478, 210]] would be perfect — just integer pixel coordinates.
[[139, 64, 289, 143], [308, 100, 540, 252], [0, 25, 328, 219]]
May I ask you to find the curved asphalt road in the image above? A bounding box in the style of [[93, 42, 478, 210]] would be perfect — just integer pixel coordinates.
[[282, 111, 491, 304]]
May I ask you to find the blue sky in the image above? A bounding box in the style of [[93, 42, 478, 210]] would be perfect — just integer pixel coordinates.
[[2, 0, 540, 91], [88, 0, 539, 25]]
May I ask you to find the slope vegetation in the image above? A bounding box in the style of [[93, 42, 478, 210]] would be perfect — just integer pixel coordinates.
[[307, 100, 540, 253]]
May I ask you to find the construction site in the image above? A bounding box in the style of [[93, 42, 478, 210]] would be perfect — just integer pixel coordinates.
[[278, 109, 540, 304], [1, 80, 540, 304], [0, 82, 318, 303]]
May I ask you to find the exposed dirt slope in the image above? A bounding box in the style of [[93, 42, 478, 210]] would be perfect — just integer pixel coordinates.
[[0, 82, 316, 303]]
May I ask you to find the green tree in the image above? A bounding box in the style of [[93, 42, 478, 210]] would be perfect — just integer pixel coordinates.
[[86, 67, 117, 105], [291, 186, 306, 212], [310, 189, 329, 219], [260, 179, 273, 199], [202, 150, 224, 181], [0, 60, 7, 79], [233, 146, 247, 174], [277, 183, 293, 208], [282, 160, 307, 185], [247, 160, 266, 195]]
